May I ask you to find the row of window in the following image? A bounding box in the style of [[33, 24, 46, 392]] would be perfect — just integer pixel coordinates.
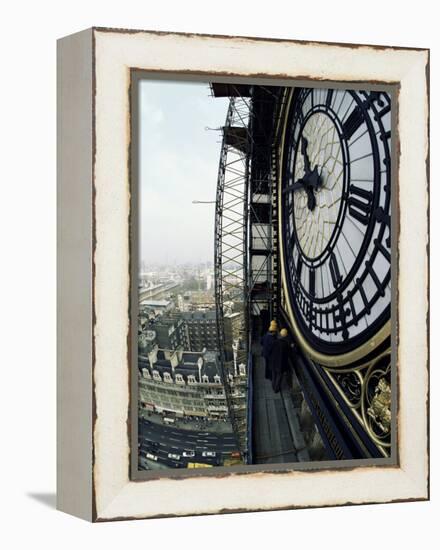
[[157, 403, 206, 414], [140, 396, 207, 414], [186, 319, 215, 326], [139, 380, 198, 396], [140, 386, 226, 403], [141, 393, 205, 408], [140, 375, 223, 392]]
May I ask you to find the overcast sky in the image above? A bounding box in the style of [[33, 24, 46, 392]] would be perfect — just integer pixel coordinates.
[[139, 79, 230, 266]]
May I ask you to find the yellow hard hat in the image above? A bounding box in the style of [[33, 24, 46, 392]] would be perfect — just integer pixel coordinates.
[[280, 328, 288, 337], [269, 320, 278, 332]]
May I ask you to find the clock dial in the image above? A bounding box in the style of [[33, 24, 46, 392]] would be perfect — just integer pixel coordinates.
[[281, 87, 392, 356]]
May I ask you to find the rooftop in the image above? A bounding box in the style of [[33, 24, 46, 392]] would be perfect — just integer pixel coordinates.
[[139, 349, 222, 384], [140, 299, 171, 306]]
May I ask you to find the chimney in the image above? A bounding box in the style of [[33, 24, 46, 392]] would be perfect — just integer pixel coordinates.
[[197, 357, 204, 383], [148, 344, 158, 366]]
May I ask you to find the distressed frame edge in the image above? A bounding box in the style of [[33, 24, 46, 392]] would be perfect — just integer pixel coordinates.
[[92, 25, 429, 53], [56, 27, 94, 522], [94, 29, 429, 521]]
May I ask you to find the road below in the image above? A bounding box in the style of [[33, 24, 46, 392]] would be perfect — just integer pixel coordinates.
[[139, 418, 239, 469]]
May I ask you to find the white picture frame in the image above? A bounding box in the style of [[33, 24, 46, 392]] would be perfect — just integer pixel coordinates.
[[57, 27, 429, 522]]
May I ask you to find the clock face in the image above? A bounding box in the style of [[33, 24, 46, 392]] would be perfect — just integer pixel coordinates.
[[281, 87, 392, 356]]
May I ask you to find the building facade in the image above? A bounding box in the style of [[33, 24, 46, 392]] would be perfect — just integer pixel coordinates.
[[141, 315, 190, 351], [182, 311, 217, 351], [138, 350, 236, 419]]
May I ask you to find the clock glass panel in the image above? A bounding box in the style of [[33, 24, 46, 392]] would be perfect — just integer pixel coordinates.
[[281, 87, 392, 355]]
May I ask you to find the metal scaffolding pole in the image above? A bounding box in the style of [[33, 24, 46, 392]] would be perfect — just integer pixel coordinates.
[[214, 93, 251, 458]]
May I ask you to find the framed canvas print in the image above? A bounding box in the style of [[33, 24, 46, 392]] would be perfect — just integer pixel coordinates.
[[57, 27, 429, 521]]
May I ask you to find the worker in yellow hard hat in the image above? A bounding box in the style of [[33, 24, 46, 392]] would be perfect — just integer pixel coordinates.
[[260, 320, 278, 381], [272, 327, 294, 393]]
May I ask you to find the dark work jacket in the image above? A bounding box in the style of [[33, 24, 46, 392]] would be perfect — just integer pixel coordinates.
[[260, 332, 277, 359], [271, 337, 291, 375]]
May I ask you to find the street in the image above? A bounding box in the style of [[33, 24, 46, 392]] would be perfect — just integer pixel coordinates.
[[138, 418, 239, 468]]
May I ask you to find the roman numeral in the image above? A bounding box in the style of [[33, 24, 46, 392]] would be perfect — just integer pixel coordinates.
[[348, 184, 373, 225], [322, 309, 328, 331], [347, 291, 358, 326], [308, 302, 315, 326], [342, 105, 365, 140], [329, 252, 343, 288], [376, 103, 391, 118], [326, 89, 334, 109], [365, 260, 386, 297], [374, 206, 391, 247], [309, 269, 315, 297], [362, 91, 383, 109], [374, 238, 391, 261], [331, 310, 339, 334], [296, 256, 303, 279], [362, 91, 391, 122], [357, 279, 371, 315], [375, 207, 390, 226], [380, 130, 391, 141], [335, 294, 350, 340], [288, 256, 295, 284]]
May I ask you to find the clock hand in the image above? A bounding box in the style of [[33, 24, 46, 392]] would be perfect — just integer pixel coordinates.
[[306, 187, 316, 211], [283, 179, 306, 194], [301, 136, 311, 173], [307, 165, 323, 189], [284, 138, 322, 209], [286, 164, 322, 192]]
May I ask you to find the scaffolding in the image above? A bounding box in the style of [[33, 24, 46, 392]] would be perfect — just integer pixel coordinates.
[[248, 86, 284, 323], [213, 91, 251, 457], [212, 84, 284, 460]]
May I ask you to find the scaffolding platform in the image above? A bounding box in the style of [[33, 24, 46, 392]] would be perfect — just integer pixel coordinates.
[[251, 342, 309, 464]]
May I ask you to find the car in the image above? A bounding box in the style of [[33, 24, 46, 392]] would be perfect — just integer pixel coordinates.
[[201, 451, 216, 458], [145, 452, 158, 461], [168, 453, 181, 460], [182, 450, 195, 458]]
